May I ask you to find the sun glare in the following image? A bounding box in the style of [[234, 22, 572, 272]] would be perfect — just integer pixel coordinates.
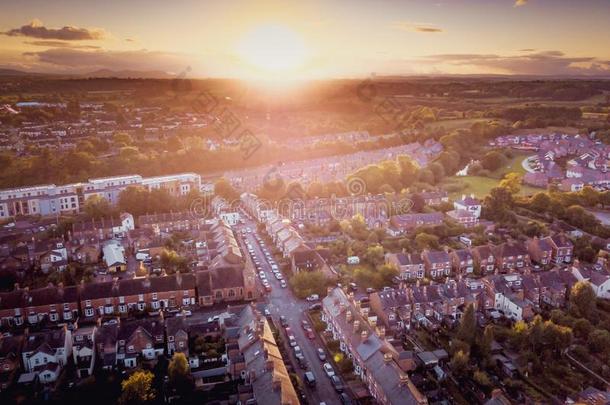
[[236, 24, 308, 77]]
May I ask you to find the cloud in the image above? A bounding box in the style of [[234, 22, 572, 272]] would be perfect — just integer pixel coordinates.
[[22, 47, 189, 73], [393, 22, 443, 33], [514, 0, 528, 7], [423, 50, 610, 76], [124, 38, 136, 43], [3, 19, 106, 40], [24, 40, 101, 49]]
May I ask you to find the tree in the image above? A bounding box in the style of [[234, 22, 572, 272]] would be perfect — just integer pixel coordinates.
[[457, 304, 477, 346], [214, 177, 239, 201], [450, 350, 469, 377], [499, 172, 522, 195], [481, 325, 494, 357], [481, 151, 506, 171], [83, 195, 113, 219], [529, 192, 551, 212], [414, 232, 439, 250], [119, 370, 155, 405], [289, 271, 330, 299], [168, 352, 191, 393], [364, 244, 385, 267], [569, 281, 597, 320], [587, 329, 610, 354]]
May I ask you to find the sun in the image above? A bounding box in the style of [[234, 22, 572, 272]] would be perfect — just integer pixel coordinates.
[[236, 24, 308, 76]]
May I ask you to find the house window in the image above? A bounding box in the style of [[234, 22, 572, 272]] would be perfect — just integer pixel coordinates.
[[168, 335, 174, 342], [228, 289, 235, 297], [152, 293, 158, 300], [85, 300, 92, 307], [85, 308, 94, 317], [215, 291, 222, 299], [49, 313, 58, 322]]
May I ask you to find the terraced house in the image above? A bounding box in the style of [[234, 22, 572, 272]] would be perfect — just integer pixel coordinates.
[[322, 288, 427, 405]]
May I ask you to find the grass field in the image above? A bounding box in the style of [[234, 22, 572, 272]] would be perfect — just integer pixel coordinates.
[[440, 175, 541, 200]]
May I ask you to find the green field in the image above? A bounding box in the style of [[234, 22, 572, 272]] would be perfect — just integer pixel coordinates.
[[441, 175, 541, 200]]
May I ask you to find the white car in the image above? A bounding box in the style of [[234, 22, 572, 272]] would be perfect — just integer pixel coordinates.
[[306, 294, 319, 302], [275, 273, 283, 280], [323, 362, 335, 378], [280, 280, 287, 288]]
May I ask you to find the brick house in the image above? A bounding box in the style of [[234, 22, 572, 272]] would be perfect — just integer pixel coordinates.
[[547, 234, 574, 264], [385, 253, 424, 280], [450, 249, 474, 275], [116, 319, 165, 368], [527, 237, 553, 266], [422, 250, 451, 279], [494, 241, 530, 273], [471, 245, 496, 274]]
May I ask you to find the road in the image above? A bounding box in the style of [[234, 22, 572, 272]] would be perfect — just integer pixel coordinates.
[[235, 217, 341, 405]]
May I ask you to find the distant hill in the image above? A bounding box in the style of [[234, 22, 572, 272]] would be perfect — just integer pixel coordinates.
[[84, 69, 175, 79], [0, 68, 175, 79], [0, 68, 47, 76]]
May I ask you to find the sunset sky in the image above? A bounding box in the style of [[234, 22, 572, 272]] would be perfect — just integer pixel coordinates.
[[1, 0, 609, 78]]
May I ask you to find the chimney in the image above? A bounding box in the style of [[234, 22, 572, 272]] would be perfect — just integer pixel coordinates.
[[361, 329, 369, 340], [383, 352, 393, 363], [353, 319, 360, 333], [355, 300, 361, 310], [378, 326, 386, 339], [348, 292, 354, 301], [176, 271, 182, 287], [266, 359, 274, 371], [369, 317, 377, 328], [346, 310, 353, 323], [399, 373, 410, 386]]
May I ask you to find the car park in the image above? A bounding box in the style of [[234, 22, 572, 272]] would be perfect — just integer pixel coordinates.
[[323, 363, 335, 378]]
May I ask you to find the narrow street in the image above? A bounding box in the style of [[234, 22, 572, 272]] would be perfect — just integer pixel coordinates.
[[236, 218, 341, 405]]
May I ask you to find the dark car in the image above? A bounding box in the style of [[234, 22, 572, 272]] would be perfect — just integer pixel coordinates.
[[304, 371, 316, 388], [330, 375, 344, 392], [280, 316, 288, 327], [308, 303, 322, 311], [339, 392, 352, 405], [296, 354, 308, 369]]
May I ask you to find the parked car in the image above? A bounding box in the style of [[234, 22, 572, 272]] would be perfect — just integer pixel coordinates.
[[280, 280, 287, 288], [305, 327, 315, 340], [330, 375, 344, 392], [301, 320, 310, 330], [304, 371, 316, 388], [323, 362, 335, 378], [293, 345, 302, 357], [339, 393, 353, 405], [280, 316, 288, 327], [296, 354, 308, 369], [309, 303, 322, 311], [306, 294, 319, 302], [317, 348, 326, 361]]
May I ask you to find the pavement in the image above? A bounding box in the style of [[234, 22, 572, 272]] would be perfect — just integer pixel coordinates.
[[235, 217, 342, 405]]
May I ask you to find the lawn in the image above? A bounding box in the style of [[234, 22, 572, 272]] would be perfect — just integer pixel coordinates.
[[440, 175, 540, 200]]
